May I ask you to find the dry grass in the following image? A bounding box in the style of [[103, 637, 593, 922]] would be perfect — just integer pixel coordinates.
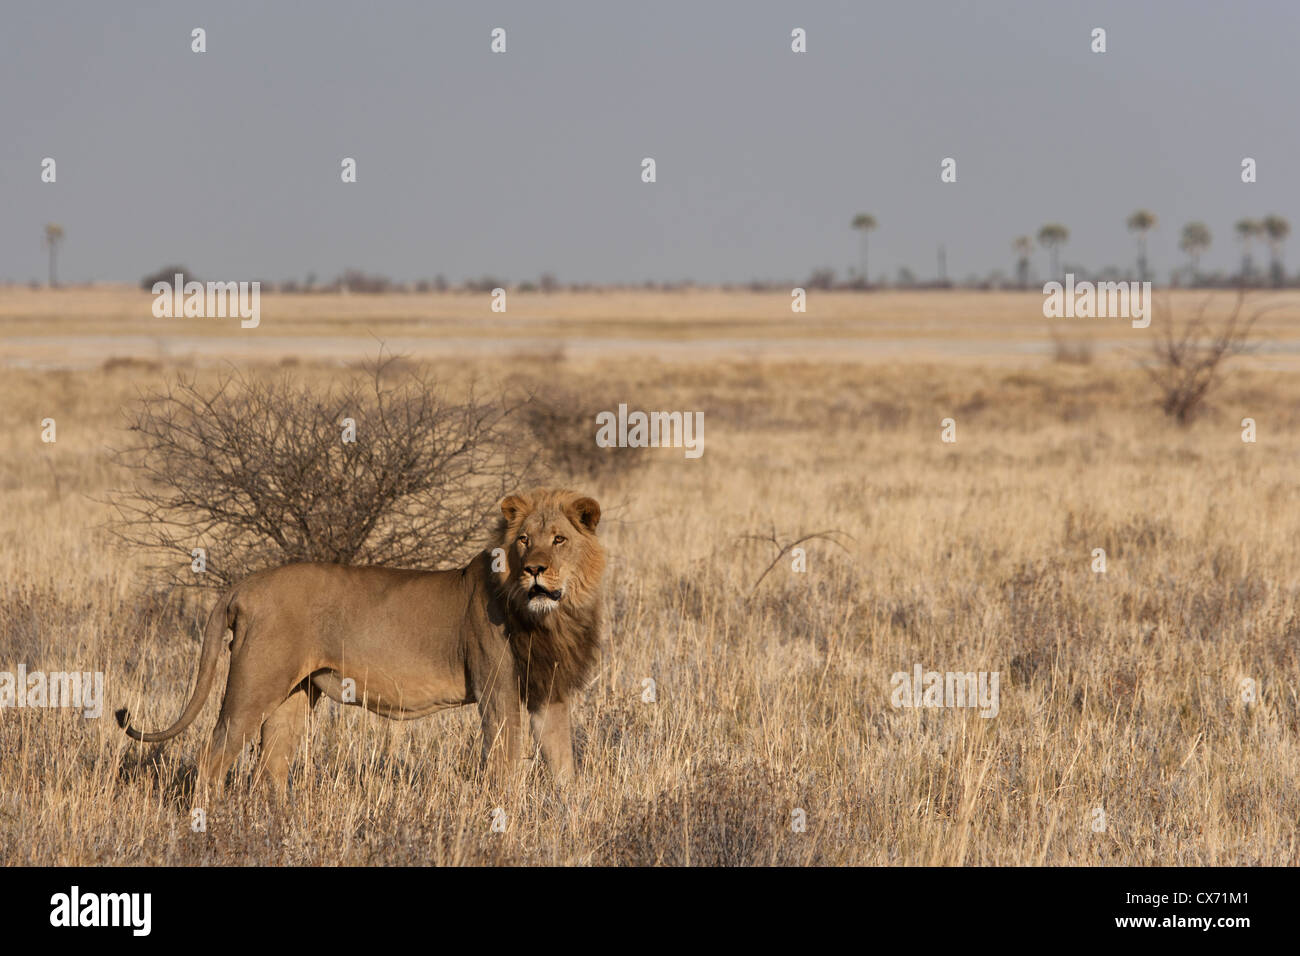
[[1, 290, 1298, 865]]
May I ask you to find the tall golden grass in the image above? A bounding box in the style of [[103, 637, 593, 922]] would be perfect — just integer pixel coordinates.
[[1, 289, 1297, 865]]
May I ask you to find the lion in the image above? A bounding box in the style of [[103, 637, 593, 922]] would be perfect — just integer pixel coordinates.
[[116, 488, 605, 794]]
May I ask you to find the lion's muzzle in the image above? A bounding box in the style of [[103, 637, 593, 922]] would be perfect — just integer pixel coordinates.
[[527, 582, 563, 602]]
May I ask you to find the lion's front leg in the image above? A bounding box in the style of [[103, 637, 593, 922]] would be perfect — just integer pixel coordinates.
[[529, 699, 574, 785], [476, 673, 524, 786]]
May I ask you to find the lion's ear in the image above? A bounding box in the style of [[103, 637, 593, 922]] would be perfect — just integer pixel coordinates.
[[567, 496, 601, 533], [500, 494, 531, 524]]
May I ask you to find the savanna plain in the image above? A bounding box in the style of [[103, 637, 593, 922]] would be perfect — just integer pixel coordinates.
[[2, 288, 1298, 865]]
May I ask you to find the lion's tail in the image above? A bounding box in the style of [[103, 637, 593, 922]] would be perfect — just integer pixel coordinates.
[[115, 591, 234, 743]]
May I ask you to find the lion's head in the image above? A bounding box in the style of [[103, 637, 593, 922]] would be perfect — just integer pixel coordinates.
[[493, 488, 605, 706], [496, 488, 604, 621]]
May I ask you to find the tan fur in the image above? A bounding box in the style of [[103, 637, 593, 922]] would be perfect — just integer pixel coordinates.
[[116, 488, 605, 794]]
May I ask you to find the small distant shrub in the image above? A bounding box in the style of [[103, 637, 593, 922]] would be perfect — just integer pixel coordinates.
[[1142, 292, 1259, 424]]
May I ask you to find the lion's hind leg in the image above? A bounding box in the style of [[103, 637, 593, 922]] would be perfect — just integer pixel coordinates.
[[255, 679, 320, 796], [197, 641, 303, 797], [196, 713, 259, 798]]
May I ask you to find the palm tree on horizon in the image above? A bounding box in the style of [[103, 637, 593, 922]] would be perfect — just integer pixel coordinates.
[[43, 223, 64, 288], [1236, 219, 1261, 283], [1179, 222, 1211, 285], [1037, 223, 1069, 278], [1127, 210, 1157, 281], [1263, 215, 1291, 287], [1012, 236, 1033, 289]]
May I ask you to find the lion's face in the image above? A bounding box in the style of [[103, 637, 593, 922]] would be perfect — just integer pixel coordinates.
[[498, 490, 603, 618]]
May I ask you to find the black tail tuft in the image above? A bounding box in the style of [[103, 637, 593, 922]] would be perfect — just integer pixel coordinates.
[[115, 708, 129, 728]]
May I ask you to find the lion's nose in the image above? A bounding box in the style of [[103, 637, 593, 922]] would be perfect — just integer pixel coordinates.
[[525, 564, 547, 578]]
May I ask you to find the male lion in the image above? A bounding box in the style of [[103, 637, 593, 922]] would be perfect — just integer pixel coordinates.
[[116, 488, 605, 793]]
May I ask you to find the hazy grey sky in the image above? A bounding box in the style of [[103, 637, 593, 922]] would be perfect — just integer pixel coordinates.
[[2, 0, 1297, 285]]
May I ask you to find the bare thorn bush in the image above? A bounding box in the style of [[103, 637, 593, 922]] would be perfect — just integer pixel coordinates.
[[1141, 291, 1260, 424], [107, 355, 539, 588]]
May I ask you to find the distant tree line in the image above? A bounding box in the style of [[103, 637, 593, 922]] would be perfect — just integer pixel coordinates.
[[25, 208, 1294, 293]]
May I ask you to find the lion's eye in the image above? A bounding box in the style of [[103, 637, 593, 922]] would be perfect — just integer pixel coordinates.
[[554, 535, 566, 545], [518, 534, 528, 546]]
